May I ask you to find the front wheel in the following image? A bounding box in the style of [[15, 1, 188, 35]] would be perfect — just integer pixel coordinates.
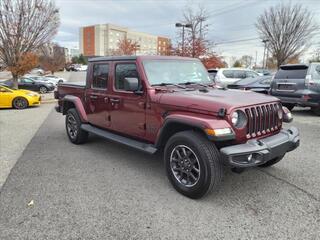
[[312, 106, 320, 116], [164, 131, 223, 199], [66, 108, 88, 144], [13, 97, 28, 109]]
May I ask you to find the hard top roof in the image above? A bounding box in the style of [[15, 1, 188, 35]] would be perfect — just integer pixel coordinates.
[[88, 55, 197, 62]]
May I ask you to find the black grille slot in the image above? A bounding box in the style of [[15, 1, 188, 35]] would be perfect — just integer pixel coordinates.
[[245, 103, 282, 138]]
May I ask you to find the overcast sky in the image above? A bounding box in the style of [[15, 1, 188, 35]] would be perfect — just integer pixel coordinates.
[[54, 0, 320, 65]]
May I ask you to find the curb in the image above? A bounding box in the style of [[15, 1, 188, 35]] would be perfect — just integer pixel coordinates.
[[41, 99, 57, 104]]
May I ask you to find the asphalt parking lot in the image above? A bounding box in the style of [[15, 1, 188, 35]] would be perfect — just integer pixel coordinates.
[[0, 72, 319, 239]]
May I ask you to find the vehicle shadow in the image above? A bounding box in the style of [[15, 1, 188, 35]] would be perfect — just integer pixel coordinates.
[[82, 134, 290, 204]]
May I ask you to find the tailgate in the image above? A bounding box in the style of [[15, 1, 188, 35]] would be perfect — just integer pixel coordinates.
[[271, 65, 308, 98]]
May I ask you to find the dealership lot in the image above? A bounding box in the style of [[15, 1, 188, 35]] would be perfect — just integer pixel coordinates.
[[0, 72, 319, 239]]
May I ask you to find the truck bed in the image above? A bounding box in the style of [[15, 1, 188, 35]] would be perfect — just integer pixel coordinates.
[[56, 82, 86, 100]]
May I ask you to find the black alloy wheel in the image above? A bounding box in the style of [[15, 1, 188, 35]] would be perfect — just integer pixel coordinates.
[[170, 145, 200, 187]]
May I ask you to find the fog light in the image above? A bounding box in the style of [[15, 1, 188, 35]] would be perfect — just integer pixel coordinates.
[[247, 154, 253, 162]]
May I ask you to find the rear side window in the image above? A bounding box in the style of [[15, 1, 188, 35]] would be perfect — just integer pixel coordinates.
[[222, 70, 234, 78], [274, 69, 308, 79], [92, 64, 109, 89], [115, 63, 139, 90], [233, 70, 246, 79], [309, 64, 320, 81]]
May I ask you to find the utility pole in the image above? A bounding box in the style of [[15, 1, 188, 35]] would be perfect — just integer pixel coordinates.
[[255, 51, 257, 68]]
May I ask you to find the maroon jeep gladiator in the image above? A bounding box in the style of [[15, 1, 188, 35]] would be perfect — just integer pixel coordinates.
[[55, 56, 299, 199]]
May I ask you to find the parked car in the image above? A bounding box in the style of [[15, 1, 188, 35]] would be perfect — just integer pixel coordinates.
[[65, 64, 77, 72], [207, 69, 218, 81], [54, 56, 299, 199], [227, 76, 272, 94], [254, 68, 272, 76], [0, 84, 41, 109], [4, 77, 55, 94], [75, 64, 88, 71], [270, 63, 320, 115], [28, 75, 65, 86], [215, 68, 260, 87], [45, 75, 65, 85], [29, 68, 45, 75]]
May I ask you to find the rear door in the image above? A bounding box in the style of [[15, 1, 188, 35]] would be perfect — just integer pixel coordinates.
[[271, 65, 308, 98], [85, 62, 111, 129]]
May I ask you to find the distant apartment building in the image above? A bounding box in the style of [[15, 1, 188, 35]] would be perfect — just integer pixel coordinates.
[[79, 23, 170, 57]]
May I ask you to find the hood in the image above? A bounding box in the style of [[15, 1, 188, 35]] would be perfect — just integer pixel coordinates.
[[158, 88, 279, 114]]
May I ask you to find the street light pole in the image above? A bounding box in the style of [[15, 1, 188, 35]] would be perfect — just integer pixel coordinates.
[[262, 39, 269, 68], [175, 23, 192, 56]]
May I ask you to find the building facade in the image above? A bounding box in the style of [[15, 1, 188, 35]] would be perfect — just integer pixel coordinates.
[[79, 24, 170, 57]]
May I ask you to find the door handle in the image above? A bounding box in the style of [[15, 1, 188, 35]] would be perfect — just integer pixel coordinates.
[[90, 95, 98, 99], [110, 98, 120, 103]]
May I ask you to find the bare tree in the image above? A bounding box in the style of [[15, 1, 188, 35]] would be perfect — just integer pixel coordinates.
[[0, 0, 60, 88], [240, 55, 253, 68], [39, 43, 66, 74], [256, 3, 318, 68], [177, 5, 210, 58]]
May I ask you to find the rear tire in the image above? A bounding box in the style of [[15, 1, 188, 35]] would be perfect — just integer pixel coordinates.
[[164, 130, 223, 199], [259, 154, 285, 168], [65, 108, 88, 144], [39, 86, 48, 94], [312, 106, 320, 116], [283, 103, 295, 111], [13, 97, 28, 109]]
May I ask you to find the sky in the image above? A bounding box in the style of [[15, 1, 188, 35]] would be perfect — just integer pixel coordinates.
[[54, 0, 320, 65]]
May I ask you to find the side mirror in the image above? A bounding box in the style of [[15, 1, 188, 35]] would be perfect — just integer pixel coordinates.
[[124, 77, 139, 92]]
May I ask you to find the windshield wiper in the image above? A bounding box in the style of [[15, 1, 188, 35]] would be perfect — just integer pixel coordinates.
[[152, 83, 186, 89], [179, 81, 209, 87]]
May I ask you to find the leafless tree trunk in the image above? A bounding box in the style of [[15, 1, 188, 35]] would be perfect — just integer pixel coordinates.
[[0, 0, 60, 88], [256, 3, 318, 68]]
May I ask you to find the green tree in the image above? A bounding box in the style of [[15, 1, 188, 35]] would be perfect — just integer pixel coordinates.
[[233, 60, 242, 67]]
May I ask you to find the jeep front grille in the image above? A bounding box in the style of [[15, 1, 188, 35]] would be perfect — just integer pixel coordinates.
[[244, 103, 282, 138]]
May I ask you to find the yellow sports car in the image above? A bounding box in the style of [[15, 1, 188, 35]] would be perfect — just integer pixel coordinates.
[[0, 84, 41, 109]]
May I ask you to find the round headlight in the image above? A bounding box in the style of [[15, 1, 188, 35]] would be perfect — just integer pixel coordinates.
[[231, 111, 239, 125], [231, 110, 247, 129]]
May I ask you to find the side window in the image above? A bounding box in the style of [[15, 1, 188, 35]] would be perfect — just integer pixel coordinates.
[[234, 70, 246, 79], [92, 64, 109, 89], [246, 71, 258, 78], [115, 63, 139, 90], [311, 64, 320, 81], [222, 70, 234, 78], [21, 78, 33, 83]]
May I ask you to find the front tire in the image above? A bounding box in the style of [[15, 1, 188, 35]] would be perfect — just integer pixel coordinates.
[[13, 97, 28, 109], [164, 131, 223, 199], [66, 108, 88, 144]]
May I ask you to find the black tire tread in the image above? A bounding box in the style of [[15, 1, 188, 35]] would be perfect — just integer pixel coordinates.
[[66, 108, 88, 144], [165, 130, 223, 199]]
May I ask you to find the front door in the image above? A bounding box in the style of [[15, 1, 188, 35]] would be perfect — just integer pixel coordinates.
[[108, 62, 146, 138], [0, 86, 13, 107], [85, 63, 111, 129], [19, 78, 35, 90]]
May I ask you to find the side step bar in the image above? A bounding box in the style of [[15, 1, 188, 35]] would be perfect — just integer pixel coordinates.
[[81, 124, 157, 154]]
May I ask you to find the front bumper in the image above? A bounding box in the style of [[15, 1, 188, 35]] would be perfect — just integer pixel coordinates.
[[220, 127, 300, 168]]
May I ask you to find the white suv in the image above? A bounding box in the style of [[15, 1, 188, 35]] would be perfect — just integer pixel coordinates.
[[215, 68, 260, 87]]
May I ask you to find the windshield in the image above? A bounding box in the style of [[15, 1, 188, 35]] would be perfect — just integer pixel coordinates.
[[143, 60, 211, 86]]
